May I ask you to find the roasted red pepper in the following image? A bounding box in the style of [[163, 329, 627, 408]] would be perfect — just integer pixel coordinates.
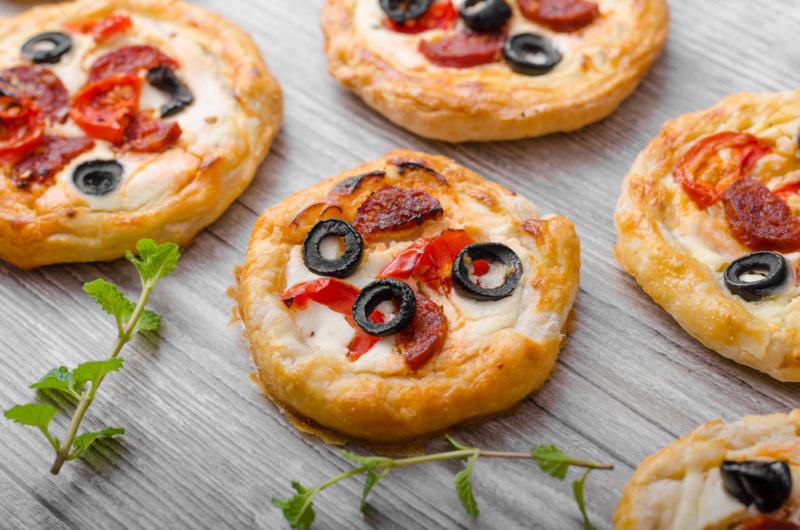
[[383, 0, 457, 34], [379, 229, 474, 290]]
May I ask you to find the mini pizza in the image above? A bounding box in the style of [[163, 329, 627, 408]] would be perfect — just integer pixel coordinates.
[[0, 0, 282, 269], [235, 150, 580, 441], [321, 0, 668, 142], [615, 90, 800, 381], [614, 411, 800, 530]]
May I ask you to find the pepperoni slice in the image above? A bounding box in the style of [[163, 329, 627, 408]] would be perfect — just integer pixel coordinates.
[[380, 229, 473, 291], [419, 32, 505, 68], [674, 132, 771, 210], [0, 66, 69, 122], [0, 83, 45, 162], [353, 186, 443, 237], [383, 0, 458, 34], [70, 74, 142, 143], [721, 178, 800, 252], [12, 135, 94, 188], [122, 112, 181, 153], [518, 0, 599, 32], [66, 14, 133, 41], [88, 45, 178, 83], [396, 291, 447, 370]]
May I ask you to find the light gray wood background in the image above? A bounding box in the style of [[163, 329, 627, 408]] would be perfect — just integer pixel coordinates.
[[1, 1, 798, 529]]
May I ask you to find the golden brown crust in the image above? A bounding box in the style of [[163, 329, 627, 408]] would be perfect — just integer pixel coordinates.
[[0, 0, 283, 268], [321, 0, 668, 142], [614, 90, 800, 381], [236, 150, 580, 441]]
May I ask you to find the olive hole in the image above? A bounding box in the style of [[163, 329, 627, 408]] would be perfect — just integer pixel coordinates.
[[521, 47, 549, 66], [739, 268, 769, 283], [318, 236, 345, 260], [30, 40, 57, 53]]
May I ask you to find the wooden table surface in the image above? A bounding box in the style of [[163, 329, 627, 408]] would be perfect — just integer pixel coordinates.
[[2, 1, 799, 529]]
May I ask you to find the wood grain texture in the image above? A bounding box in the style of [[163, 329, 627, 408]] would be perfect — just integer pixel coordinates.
[[1, 1, 799, 529]]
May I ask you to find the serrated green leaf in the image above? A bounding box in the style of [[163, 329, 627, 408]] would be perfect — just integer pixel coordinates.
[[445, 434, 471, 451], [572, 469, 594, 530], [531, 444, 572, 479], [135, 309, 161, 333], [73, 358, 123, 387], [126, 239, 180, 287], [4, 403, 59, 451], [83, 279, 134, 331], [453, 453, 480, 518], [272, 481, 317, 530], [359, 469, 390, 512], [30, 366, 81, 399], [68, 427, 125, 460]]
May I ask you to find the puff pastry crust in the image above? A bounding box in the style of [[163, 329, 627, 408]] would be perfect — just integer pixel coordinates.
[[236, 150, 580, 441], [0, 0, 282, 269], [614, 410, 800, 530], [321, 0, 667, 142]]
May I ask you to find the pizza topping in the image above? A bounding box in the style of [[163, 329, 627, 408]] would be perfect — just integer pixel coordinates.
[[396, 291, 447, 370], [88, 45, 178, 83], [21, 32, 73, 65], [472, 259, 491, 276], [72, 159, 123, 196], [517, 0, 599, 32], [395, 160, 448, 185], [453, 242, 522, 300], [347, 310, 386, 360], [420, 31, 506, 68], [280, 278, 360, 315], [383, 0, 458, 34], [12, 135, 94, 188], [674, 132, 771, 210], [720, 461, 792, 513], [503, 33, 562, 75], [121, 112, 181, 153], [65, 15, 133, 42], [721, 178, 800, 252], [0, 85, 45, 162], [146, 66, 194, 118], [353, 186, 443, 237], [380, 229, 474, 290], [723, 252, 788, 302], [302, 219, 364, 278], [0, 66, 69, 122], [352, 279, 416, 337], [332, 170, 386, 196], [459, 0, 513, 33], [739, 517, 800, 530], [70, 74, 142, 143]]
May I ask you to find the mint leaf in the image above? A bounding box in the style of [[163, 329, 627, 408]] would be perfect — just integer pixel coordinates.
[[126, 239, 180, 287], [445, 434, 471, 451], [532, 445, 572, 479], [453, 453, 480, 518], [68, 427, 125, 460], [73, 358, 123, 387], [30, 366, 81, 399], [135, 310, 161, 333], [360, 469, 390, 512], [572, 469, 594, 530], [272, 481, 317, 530], [4, 403, 59, 451], [83, 279, 134, 332]]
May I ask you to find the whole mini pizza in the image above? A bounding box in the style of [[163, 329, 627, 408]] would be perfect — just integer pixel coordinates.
[[236, 150, 579, 441], [0, 0, 282, 268], [321, 0, 668, 142], [615, 90, 800, 381], [615, 411, 800, 530]]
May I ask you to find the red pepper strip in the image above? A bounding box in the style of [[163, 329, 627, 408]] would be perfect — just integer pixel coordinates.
[[279, 278, 359, 314], [673, 131, 771, 210], [775, 181, 800, 200], [347, 311, 385, 361], [383, 0, 457, 34], [380, 229, 474, 291], [66, 14, 133, 41], [472, 259, 490, 276]]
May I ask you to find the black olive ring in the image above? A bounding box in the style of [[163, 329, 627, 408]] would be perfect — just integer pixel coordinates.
[[352, 279, 416, 337], [503, 33, 562, 76], [146, 66, 194, 118], [21, 32, 73, 65], [459, 0, 512, 33], [302, 219, 364, 278], [72, 160, 124, 196], [720, 460, 792, 513], [452, 242, 522, 301], [723, 252, 787, 302], [379, 0, 433, 22]]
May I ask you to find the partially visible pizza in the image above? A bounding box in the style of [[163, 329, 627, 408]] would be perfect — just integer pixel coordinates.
[[0, 0, 282, 268]]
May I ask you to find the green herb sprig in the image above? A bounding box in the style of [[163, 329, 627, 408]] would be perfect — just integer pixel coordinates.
[[4, 239, 180, 475], [273, 435, 613, 530]]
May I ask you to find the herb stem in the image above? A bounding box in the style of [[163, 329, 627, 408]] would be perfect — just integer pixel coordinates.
[[369, 450, 614, 471]]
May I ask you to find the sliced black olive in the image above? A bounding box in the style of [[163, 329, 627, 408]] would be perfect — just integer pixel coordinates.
[[723, 252, 787, 302], [720, 460, 792, 513], [302, 219, 364, 278], [352, 279, 416, 337], [459, 0, 512, 33], [146, 66, 194, 118], [452, 242, 522, 301], [72, 160, 123, 196], [21, 32, 73, 65], [379, 0, 432, 22], [503, 33, 562, 76]]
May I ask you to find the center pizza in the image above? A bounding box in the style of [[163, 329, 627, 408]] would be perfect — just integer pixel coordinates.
[[236, 150, 580, 441], [0, 0, 282, 269], [322, 0, 668, 142]]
